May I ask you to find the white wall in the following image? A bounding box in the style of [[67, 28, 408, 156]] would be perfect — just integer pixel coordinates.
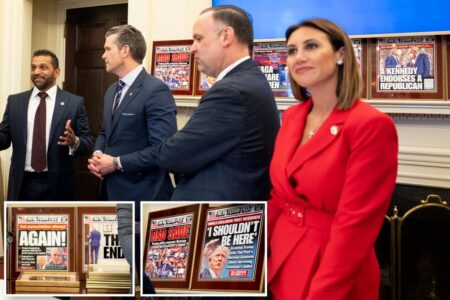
[[0, 0, 33, 201], [32, 0, 58, 53]]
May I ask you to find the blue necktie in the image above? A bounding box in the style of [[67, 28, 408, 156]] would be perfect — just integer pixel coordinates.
[[112, 80, 125, 114]]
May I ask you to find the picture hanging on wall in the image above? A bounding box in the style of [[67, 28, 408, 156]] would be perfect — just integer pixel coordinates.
[[151, 40, 194, 95], [194, 69, 216, 96], [252, 40, 291, 98], [370, 35, 444, 100], [351, 38, 368, 99], [447, 36, 450, 100]]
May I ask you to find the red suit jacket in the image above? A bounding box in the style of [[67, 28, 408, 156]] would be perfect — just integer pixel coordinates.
[[268, 99, 398, 300]]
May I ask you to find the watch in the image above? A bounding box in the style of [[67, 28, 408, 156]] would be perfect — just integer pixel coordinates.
[[69, 136, 80, 156]]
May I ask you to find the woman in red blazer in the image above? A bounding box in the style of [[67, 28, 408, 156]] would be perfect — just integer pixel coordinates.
[[268, 18, 398, 300]]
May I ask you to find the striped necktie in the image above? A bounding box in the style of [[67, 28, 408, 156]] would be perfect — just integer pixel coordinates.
[[112, 80, 126, 113]]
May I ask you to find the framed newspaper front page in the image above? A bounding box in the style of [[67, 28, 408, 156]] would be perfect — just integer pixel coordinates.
[[253, 40, 291, 98], [191, 203, 265, 293], [10, 207, 75, 279], [77, 206, 129, 280], [370, 35, 444, 99], [143, 204, 201, 290], [194, 69, 216, 96], [351, 38, 368, 99], [151, 40, 194, 95], [447, 36, 450, 100]]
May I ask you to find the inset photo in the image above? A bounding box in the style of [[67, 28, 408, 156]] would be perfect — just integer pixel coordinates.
[[141, 201, 266, 297], [4, 201, 134, 296]]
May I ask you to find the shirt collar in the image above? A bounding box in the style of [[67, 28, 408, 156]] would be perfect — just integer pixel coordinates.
[[31, 84, 58, 101], [120, 65, 144, 87], [215, 56, 251, 82]]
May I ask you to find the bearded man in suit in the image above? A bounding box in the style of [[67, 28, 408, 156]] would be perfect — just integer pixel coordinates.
[[0, 49, 93, 200]]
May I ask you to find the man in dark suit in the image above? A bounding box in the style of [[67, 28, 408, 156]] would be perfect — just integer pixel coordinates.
[[0, 49, 93, 200], [385, 48, 401, 68], [88, 225, 101, 264], [148, 5, 280, 200], [87, 25, 177, 203], [87, 25, 177, 295], [415, 47, 431, 77]]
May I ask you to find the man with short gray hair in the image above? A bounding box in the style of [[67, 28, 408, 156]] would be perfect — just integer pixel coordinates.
[[200, 241, 231, 279], [0, 49, 93, 200], [148, 5, 280, 200], [45, 247, 65, 270]]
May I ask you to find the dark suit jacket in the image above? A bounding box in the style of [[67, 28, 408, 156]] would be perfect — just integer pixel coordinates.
[[384, 55, 399, 68], [151, 58, 280, 200], [94, 69, 177, 205], [200, 267, 213, 279], [416, 52, 430, 76], [89, 229, 101, 247], [0, 88, 94, 200]]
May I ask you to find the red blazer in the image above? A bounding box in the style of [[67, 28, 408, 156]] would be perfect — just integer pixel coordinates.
[[268, 99, 398, 300]]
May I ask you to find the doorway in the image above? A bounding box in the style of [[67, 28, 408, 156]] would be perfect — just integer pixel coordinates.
[[65, 4, 128, 200]]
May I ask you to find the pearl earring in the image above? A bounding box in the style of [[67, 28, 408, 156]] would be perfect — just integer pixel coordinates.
[[337, 59, 344, 65]]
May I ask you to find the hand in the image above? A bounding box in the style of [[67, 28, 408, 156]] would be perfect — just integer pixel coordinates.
[[88, 152, 104, 179], [58, 119, 76, 146], [88, 152, 116, 178]]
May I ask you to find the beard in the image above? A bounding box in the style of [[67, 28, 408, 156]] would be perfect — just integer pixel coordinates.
[[32, 74, 55, 91]]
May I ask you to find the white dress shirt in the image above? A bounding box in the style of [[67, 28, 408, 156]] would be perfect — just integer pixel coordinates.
[[25, 85, 57, 172], [215, 56, 251, 82]]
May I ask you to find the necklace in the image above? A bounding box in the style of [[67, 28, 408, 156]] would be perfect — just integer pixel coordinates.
[[307, 128, 315, 138]]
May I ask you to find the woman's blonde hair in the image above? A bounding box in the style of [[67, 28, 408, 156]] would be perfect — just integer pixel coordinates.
[[286, 18, 362, 110]]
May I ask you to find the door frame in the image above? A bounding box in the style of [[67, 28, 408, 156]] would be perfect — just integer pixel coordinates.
[[55, 0, 127, 85]]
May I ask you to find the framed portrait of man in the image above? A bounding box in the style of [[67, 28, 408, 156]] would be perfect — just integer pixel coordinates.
[[8, 206, 75, 281], [191, 203, 265, 293]]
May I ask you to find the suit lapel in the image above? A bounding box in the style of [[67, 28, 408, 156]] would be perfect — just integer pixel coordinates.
[[104, 84, 116, 138], [286, 106, 349, 178], [109, 69, 146, 138], [273, 101, 311, 202], [49, 88, 69, 144], [20, 90, 34, 146], [282, 101, 311, 163]]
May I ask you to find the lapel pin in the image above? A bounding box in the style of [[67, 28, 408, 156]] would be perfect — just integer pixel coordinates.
[[129, 92, 133, 96], [330, 125, 338, 135], [60, 102, 65, 106]]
